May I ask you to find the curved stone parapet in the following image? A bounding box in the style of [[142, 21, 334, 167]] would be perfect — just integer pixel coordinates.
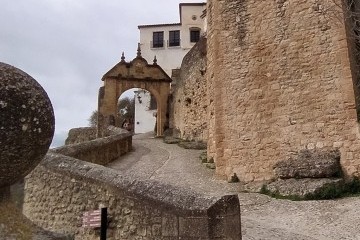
[[54, 131, 132, 165], [24, 149, 241, 239]]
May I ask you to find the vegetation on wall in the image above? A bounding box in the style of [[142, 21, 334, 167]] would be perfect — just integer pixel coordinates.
[[88, 97, 135, 127], [117, 97, 135, 124], [88, 110, 98, 127]]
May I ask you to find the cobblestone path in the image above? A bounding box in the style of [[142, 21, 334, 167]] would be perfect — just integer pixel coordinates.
[[108, 133, 360, 240]]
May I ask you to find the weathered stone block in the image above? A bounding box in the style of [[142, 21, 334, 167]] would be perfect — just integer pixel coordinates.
[[161, 215, 178, 237], [273, 149, 341, 179], [178, 140, 207, 150], [65, 127, 97, 145], [163, 136, 180, 144], [266, 178, 344, 197], [179, 217, 208, 238]]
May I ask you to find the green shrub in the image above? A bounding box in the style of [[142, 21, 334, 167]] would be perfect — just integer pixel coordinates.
[[304, 184, 342, 200]]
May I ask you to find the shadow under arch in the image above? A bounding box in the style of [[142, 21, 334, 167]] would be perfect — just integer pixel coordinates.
[[97, 46, 171, 137]]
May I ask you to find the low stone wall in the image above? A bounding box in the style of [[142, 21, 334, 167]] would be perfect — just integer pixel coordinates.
[[65, 127, 97, 145], [65, 126, 130, 145], [24, 153, 241, 239], [54, 132, 132, 166]]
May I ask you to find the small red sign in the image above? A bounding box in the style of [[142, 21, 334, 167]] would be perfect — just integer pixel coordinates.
[[82, 210, 101, 228]]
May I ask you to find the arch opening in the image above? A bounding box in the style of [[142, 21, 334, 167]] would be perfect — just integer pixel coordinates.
[[97, 46, 171, 137], [117, 88, 158, 134]]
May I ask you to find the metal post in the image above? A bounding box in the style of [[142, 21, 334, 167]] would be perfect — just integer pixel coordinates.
[[100, 207, 107, 240]]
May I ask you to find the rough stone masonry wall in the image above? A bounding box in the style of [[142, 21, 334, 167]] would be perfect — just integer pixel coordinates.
[[171, 37, 208, 142], [23, 153, 241, 240], [65, 127, 97, 145], [207, 0, 360, 182], [65, 126, 130, 145], [54, 132, 132, 166]]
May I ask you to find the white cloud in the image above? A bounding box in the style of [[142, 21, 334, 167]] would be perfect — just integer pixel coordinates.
[[0, 0, 204, 146]]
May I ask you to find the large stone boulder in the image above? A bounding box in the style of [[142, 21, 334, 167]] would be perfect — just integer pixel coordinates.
[[273, 149, 341, 179], [0, 63, 63, 239], [0, 63, 55, 188], [266, 178, 343, 197]]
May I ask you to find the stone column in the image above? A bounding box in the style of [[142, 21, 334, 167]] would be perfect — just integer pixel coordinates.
[[98, 78, 118, 137]]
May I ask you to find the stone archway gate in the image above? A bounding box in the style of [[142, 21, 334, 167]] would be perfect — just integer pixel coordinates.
[[97, 48, 171, 137]]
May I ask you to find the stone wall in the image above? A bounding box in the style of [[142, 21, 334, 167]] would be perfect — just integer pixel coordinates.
[[206, 0, 360, 182], [54, 132, 132, 166], [65, 126, 130, 145], [170, 37, 208, 142], [65, 127, 97, 145], [24, 153, 241, 239]]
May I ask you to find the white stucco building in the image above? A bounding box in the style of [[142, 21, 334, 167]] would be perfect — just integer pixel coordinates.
[[138, 2, 206, 76], [134, 90, 157, 133]]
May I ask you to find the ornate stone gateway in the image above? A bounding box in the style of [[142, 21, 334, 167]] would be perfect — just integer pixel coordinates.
[[98, 46, 171, 137]]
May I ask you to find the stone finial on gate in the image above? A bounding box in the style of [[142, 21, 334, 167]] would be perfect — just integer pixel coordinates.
[[121, 52, 126, 63], [137, 43, 142, 58]]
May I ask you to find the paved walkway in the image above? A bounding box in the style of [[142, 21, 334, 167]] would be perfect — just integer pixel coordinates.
[[107, 132, 360, 240], [107, 132, 241, 196]]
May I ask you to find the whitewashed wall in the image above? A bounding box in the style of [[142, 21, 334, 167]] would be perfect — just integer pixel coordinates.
[[134, 90, 156, 133]]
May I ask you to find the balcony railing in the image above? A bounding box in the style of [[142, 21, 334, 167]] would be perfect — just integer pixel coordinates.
[[150, 40, 182, 48], [167, 39, 181, 47], [150, 40, 165, 49]]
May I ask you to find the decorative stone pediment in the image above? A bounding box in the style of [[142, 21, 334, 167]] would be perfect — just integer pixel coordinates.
[[98, 44, 171, 137], [102, 48, 171, 83]]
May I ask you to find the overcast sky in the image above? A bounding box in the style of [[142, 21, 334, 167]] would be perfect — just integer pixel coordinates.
[[0, 0, 204, 147]]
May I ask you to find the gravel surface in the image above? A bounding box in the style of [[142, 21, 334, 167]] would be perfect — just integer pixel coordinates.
[[108, 133, 360, 240]]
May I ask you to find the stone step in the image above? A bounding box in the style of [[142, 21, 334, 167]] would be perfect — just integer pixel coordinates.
[[266, 178, 344, 197], [273, 149, 341, 179]]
